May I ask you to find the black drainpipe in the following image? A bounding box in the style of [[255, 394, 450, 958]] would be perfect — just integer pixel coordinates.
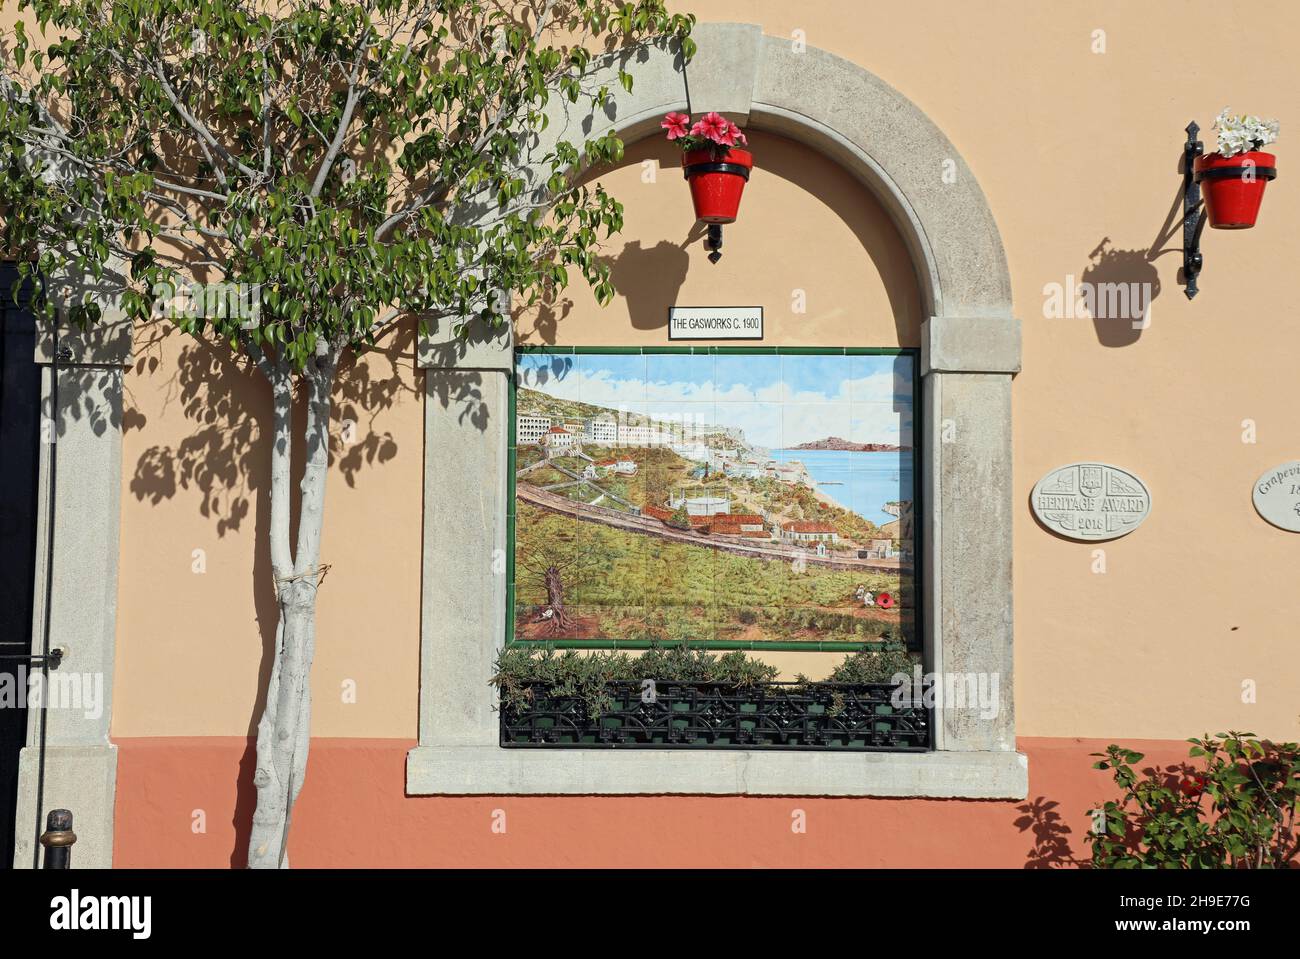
[[29, 326, 66, 867]]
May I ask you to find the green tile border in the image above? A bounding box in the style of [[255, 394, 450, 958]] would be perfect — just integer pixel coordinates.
[[508, 639, 890, 652], [515, 345, 912, 356], [507, 345, 921, 653]]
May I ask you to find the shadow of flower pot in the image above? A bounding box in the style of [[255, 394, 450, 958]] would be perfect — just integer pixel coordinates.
[[1082, 240, 1161, 348], [603, 228, 704, 332]]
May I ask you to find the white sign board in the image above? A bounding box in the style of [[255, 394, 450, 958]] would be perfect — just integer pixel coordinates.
[[1031, 462, 1152, 541], [668, 306, 763, 340], [1252, 461, 1300, 532]]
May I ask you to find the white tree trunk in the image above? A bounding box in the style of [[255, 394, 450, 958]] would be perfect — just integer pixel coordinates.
[[247, 348, 336, 868]]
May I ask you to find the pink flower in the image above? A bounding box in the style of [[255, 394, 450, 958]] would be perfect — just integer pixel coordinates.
[[727, 121, 747, 147], [689, 111, 730, 144], [660, 112, 691, 141]]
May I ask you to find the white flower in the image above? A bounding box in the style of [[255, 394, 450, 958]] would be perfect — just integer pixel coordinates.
[[1212, 106, 1281, 157]]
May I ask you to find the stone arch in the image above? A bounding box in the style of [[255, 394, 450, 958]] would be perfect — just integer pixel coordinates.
[[530, 22, 1013, 323], [413, 23, 1025, 793]]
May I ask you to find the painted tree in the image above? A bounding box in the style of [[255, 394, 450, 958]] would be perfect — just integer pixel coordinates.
[[515, 522, 593, 635], [0, 0, 694, 866]]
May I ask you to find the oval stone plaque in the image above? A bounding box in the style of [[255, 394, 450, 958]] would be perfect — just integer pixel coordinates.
[[1252, 461, 1300, 532], [1031, 463, 1152, 541]]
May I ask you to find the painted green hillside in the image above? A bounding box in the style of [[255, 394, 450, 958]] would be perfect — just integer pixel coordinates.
[[517, 386, 653, 426], [513, 502, 912, 645]]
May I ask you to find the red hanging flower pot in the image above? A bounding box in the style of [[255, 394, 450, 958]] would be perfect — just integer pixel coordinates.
[[1193, 150, 1277, 229], [682, 147, 753, 224], [660, 112, 754, 242]]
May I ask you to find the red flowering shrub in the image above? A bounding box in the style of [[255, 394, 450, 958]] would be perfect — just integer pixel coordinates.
[[1089, 732, 1299, 868]]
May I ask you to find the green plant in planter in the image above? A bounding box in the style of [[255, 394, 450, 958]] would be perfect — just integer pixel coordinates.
[[825, 644, 919, 684], [492, 644, 781, 720], [1088, 733, 1300, 869], [494, 643, 928, 722]]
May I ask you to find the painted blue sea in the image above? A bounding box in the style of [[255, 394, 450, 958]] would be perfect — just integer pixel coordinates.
[[771, 449, 913, 525]]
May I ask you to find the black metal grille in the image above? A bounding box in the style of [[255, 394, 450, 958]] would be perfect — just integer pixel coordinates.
[[500, 681, 930, 751]]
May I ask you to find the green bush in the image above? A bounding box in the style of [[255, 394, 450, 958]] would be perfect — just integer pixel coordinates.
[[492, 644, 779, 719], [667, 502, 692, 530], [825, 644, 918, 684], [493, 644, 923, 719], [1089, 733, 1300, 869]]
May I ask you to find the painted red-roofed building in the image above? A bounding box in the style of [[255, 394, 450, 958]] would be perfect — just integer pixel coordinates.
[[643, 505, 710, 529], [780, 521, 839, 544], [540, 425, 573, 452], [710, 514, 769, 538]]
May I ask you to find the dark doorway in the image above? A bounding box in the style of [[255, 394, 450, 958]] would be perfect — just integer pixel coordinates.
[[0, 264, 41, 868]]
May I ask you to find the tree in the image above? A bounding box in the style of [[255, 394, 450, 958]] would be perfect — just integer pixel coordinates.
[[515, 524, 594, 636], [667, 501, 690, 530], [0, 0, 694, 867]]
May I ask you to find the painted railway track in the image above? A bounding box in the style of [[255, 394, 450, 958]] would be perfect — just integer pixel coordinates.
[[517, 482, 906, 573]]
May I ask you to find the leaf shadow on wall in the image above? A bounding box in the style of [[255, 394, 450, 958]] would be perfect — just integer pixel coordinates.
[[1015, 755, 1209, 868], [124, 322, 418, 866], [1014, 797, 1085, 868], [517, 292, 573, 343]]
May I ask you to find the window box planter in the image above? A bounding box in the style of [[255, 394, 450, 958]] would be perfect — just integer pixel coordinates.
[[500, 680, 930, 751]]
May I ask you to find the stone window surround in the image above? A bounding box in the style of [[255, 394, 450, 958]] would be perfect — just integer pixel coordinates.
[[13, 306, 131, 868], [408, 23, 1026, 799]]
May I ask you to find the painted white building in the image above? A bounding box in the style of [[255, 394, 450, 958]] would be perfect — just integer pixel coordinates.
[[668, 491, 731, 517], [585, 416, 617, 444], [517, 413, 552, 445], [617, 424, 670, 447], [541, 425, 574, 451], [865, 538, 901, 559], [670, 442, 712, 462]]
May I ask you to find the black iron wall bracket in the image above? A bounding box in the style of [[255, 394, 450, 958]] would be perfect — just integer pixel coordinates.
[[705, 223, 723, 264], [0, 643, 63, 667], [1183, 121, 1208, 300]]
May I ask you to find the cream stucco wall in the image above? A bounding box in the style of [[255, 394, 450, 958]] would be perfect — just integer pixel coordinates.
[[99, 1, 1300, 741], [516, 130, 922, 346], [112, 326, 424, 738]]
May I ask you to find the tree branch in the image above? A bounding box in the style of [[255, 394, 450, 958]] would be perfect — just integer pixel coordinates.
[[309, 24, 373, 198]]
